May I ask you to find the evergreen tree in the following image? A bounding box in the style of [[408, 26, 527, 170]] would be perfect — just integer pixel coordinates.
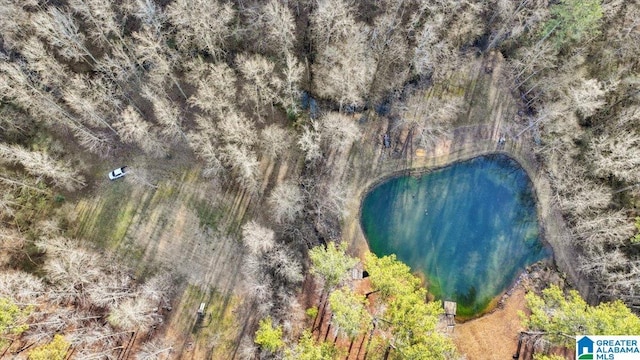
[[254, 316, 284, 353], [328, 287, 371, 340], [524, 285, 640, 347], [309, 242, 358, 292], [543, 0, 603, 47], [28, 335, 70, 360], [285, 330, 339, 360], [0, 297, 29, 347]]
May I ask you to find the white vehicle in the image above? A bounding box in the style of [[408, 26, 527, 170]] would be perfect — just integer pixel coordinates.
[[108, 166, 127, 180]]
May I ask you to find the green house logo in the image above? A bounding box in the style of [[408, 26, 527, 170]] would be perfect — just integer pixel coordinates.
[[577, 336, 594, 359]]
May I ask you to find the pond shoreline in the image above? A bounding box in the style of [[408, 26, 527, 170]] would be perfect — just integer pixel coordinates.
[[344, 121, 595, 308], [359, 153, 549, 319], [344, 122, 594, 307], [341, 55, 595, 321]]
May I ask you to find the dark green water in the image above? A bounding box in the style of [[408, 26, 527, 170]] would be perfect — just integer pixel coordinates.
[[361, 154, 549, 317]]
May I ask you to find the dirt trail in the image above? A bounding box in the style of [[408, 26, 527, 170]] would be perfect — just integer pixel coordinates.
[[453, 285, 527, 359]]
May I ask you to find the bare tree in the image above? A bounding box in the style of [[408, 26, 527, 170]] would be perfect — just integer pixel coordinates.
[[33, 6, 98, 63], [570, 78, 608, 119], [312, 34, 375, 108], [298, 120, 322, 163], [0, 61, 110, 153], [114, 106, 167, 157], [236, 334, 258, 360], [218, 111, 258, 148], [166, 0, 235, 59], [573, 210, 635, 252], [37, 237, 103, 305], [220, 144, 260, 191], [236, 53, 282, 121], [578, 247, 640, 303], [86, 288, 132, 312], [319, 112, 361, 152], [187, 132, 224, 178], [65, 320, 128, 356], [412, 18, 440, 76], [557, 176, 611, 218], [0, 0, 36, 50], [304, 176, 350, 239], [267, 181, 304, 224], [242, 258, 274, 311], [8, 235, 173, 356], [365, 2, 412, 98], [590, 129, 640, 184], [280, 51, 304, 115], [445, 2, 487, 47], [312, 180, 348, 223], [509, 39, 558, 92], [615, 105, 640, 129], [266, 247, 304, 285], [108, 297, 157, 332], [95, 40, 141, 84], [0, 226, 24, 263], [247, 0, 296, 55], [22, 308, 73, 345], [125, 0, 165, 35], [0, 144, 86, 191], [18, 36, 71, 89], [135, 338, 173, 360], [0, 271, 45, 304], [311, 0, 375, 108], [310, 0, 354, 47], [63, 74, 119, 134], [141, 86, 186, 142], [68, 0, 122, 47], [601, 2, 640, 70], [132, 25, 186, 98], [0, 105, 34, 139], [140, 273, 175, 307], [188, 61, 237, 117], [259, 124, 292, 160], [242, 220, 276, 255]]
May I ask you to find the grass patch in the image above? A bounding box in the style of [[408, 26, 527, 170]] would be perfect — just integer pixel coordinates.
[[192, 200, 225, 231], [117, 236, 147, 266], [176, 284, 242, 358], [13, 185, 52, 232], [74, 181, 136, 248], [149, 182, 177, 205], [110, 200, 137, 245]]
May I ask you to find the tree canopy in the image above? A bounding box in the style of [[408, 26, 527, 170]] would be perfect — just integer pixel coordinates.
[[328, 286, 372, 340], [543, 0, 603, 47], [364, 252, 422, 299], [309, 242, 358, 291], [284, 330, 339, 360], [524, 285, 640, 347], [363, 252, 456, 360], [254, 316, 284, 353], [0, 297, 29, 347], [28, 335, 70, 360]]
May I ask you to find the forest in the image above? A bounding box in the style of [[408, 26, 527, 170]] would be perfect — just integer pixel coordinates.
[[0, 0, 639, 359]]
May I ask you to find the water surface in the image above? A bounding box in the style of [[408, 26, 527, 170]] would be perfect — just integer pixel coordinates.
[[361, 155, 549, 317]]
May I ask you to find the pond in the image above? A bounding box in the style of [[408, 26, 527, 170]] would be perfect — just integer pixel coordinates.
[[360, 154, 550, 317]]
